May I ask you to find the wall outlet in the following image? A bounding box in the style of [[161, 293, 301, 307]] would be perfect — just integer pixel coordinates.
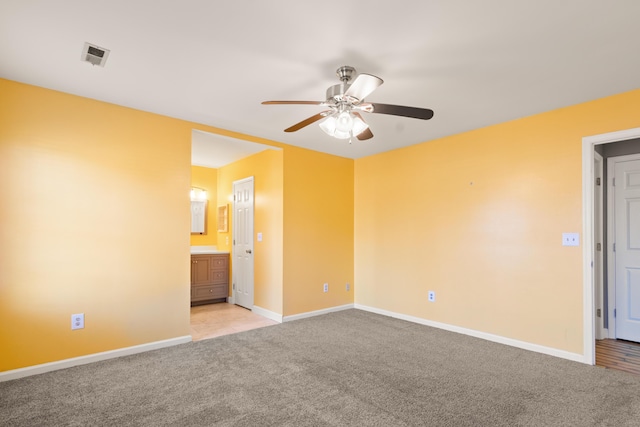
[[346, 283, 350, 292], [428, 291, 436, 302], [71, 313, 85, 330], [323, 283, 328, 293], [562, 232, 580, 246]]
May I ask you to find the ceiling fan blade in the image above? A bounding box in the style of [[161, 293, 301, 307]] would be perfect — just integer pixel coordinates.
[[344, 74, 383, 102], [284, 111, 331, 132], [352, 112, 373, 140], [262, 100, 325, 105], [356, 127, 374, 141], [368, 103, 434, 120]]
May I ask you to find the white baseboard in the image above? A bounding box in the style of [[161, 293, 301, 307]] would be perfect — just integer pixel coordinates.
[[252, 305, 283, 323], [0, 335, 192, 382], [283, 304, 354, 322], [596, 327, 609, 340], [355, 304, 585, 364], [3, 305, 587, 382]]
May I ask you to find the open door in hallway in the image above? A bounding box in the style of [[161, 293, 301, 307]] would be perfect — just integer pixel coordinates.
[[613, 156, 640, 342]]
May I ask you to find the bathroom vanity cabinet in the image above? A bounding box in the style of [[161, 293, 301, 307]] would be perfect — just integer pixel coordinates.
[[190, 253, 229, 305]]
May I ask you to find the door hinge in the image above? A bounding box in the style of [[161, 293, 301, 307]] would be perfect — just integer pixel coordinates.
[[597, 308, 601, 318], [613, 177, 616, 186], [596, 243, 602, 251], [613, 243, 616, 252], [596, 177, 601, 186], [233, 283, 236, 290], [614, 308, 617, 318]]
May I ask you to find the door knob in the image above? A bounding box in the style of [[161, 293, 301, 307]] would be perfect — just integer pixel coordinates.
[[246, 249, 252, 254]]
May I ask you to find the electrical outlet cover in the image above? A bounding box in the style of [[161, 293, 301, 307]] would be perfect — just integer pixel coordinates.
[[562, 233, 580, 246], [71, 313, 85, 330]]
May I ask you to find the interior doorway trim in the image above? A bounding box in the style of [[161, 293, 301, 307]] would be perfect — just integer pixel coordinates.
[[582, 126, 640, 365], [593, 151, 605, 340]]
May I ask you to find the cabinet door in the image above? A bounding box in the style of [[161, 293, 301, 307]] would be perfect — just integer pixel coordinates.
[[191, 256, 212, 285]]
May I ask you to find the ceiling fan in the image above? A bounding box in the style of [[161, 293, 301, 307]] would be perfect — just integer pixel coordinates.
[[262, 66, 434, 142]]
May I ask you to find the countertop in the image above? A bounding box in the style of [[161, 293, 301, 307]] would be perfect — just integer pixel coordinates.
[[190, 246, 229, 255]]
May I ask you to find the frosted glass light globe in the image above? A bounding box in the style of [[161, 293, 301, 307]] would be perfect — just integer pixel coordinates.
[[335, 111, 354, 133]]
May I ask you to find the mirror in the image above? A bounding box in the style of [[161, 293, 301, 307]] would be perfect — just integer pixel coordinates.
[[191, 200, 206, 234]]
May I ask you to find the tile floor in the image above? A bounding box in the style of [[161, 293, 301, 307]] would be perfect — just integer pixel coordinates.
[[190, 302, 278, 341]]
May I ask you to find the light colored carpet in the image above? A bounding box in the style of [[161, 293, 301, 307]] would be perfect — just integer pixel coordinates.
[[2, 309, 640, 426]]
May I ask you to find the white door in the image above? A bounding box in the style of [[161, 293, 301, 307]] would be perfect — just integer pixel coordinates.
[[614, 157, 640, 342], [233, 177, 254, 309]]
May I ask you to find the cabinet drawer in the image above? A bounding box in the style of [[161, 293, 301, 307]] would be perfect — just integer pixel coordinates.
[[192, 284, 228, 301], [211, 256, 228, 269], [212, 270, 228, 284]]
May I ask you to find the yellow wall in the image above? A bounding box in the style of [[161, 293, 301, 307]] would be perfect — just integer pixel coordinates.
[[354, 89, 640, 355], [6, 74, 635, 372], [215, 145, 355, 318], [283, 147, 354, 315], [0, 78, 356, 372], [217, 149, 284, 314], [0, 79, 192, 371], [190, 165, 218, 246]]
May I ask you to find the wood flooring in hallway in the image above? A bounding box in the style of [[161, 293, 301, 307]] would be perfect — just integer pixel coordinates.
[[596, 339, 640, 376]]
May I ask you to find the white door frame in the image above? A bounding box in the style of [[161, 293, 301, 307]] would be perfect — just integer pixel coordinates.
[[582, 127, 640, 365], [593, 151, 606, 340]]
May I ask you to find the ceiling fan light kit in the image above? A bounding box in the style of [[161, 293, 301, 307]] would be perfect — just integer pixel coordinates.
[[262, 66, 434, 142], [319, 111, 369, 140]]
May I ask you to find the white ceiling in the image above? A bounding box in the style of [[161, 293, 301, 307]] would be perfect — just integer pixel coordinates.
[[1, 1, 639, 161], [192, 130, 277, 168]]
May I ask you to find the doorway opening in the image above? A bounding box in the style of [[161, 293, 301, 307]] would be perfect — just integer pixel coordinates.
[[190, 130, 278, 338], [583, 127, 640, 367]]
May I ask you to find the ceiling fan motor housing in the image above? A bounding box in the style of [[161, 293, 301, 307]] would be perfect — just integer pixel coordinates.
[[327, 66, 358, 104], [326, 83, 350, 104]]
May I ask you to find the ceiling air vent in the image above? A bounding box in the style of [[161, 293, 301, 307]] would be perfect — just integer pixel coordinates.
[[81, 42, 110, 67]]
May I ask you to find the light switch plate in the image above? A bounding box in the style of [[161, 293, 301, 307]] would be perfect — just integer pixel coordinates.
[[562, 233, 580, 246], [257, 232, 263, 242]]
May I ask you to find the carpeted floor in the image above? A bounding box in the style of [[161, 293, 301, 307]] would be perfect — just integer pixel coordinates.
[[2, 309, 640, 426]]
